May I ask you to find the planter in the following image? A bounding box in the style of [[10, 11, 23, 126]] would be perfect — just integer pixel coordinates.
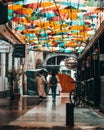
[[10, 93, 20, 100]]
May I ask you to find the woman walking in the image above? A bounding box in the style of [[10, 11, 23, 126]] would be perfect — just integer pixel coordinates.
[[48, 71, 60, 102]]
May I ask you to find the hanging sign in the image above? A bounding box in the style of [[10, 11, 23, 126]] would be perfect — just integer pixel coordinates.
[[65, 57, 77, 69], [14, 44, 25, 58]]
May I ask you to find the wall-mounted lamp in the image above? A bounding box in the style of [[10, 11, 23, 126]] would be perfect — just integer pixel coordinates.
[[86, 60, 90, 68], [92, 52, 99, 61]]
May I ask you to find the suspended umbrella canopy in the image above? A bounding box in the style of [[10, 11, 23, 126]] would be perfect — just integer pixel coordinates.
[[8, 0, 102, 54]]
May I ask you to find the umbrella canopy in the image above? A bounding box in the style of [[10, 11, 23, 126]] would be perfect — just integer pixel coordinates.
[[8, 0, 103, 53]]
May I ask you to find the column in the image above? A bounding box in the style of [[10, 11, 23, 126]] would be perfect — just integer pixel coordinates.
[[1, 53, 5, 90], [8, 48, 13, 71]]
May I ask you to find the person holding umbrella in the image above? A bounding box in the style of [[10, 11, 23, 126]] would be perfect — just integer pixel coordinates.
[[36, 71, 46, 99]]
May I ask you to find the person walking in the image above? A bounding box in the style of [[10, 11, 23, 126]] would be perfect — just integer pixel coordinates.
[[36, 71, 46, 99], [48, 71, 60, 102]]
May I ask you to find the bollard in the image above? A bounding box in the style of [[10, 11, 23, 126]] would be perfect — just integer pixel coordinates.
[[66, 103, 74, 126]]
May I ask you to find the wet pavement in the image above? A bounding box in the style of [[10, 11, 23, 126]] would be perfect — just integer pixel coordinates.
[[0, 96, 40, 125], [0, 93, 104, 130]]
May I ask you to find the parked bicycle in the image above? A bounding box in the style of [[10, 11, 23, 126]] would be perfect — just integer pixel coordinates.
[[69, 81, 88, 106]]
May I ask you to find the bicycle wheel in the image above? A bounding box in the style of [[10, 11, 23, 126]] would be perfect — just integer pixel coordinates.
[[69, 89, 80, 106]]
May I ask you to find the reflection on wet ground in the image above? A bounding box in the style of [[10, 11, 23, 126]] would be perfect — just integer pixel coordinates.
[[0, 96, 40, 125]]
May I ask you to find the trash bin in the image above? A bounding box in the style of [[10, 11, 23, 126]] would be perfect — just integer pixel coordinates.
[[66, 103, 74, 126]]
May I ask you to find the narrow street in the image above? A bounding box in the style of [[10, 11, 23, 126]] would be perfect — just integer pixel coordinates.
[[0, 0, 104, 130]]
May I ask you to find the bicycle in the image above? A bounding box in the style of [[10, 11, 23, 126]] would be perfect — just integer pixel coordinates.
[[69, 81, 87, 106]]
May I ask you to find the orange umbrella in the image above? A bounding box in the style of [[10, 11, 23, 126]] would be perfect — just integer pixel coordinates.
[[14, 8, 33, 15], [57, 74, 75, 93], [41, 2, 53, 7], [8, 4, 22, 11]]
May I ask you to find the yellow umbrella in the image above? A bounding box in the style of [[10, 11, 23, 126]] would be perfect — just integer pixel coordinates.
[[41, 2, 53, 7], [69, 25, 85, 30], [59, 9, 80, 14], [65, 41, 77, 47]]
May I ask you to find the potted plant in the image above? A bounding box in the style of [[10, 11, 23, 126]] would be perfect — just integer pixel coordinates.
[[7, 68, 21, 99]]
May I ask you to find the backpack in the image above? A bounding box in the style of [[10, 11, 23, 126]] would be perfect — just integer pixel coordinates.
[[50, 76, 57, 85]]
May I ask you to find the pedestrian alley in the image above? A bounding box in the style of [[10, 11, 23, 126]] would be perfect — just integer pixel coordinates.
[[0, 93, 104, 130]]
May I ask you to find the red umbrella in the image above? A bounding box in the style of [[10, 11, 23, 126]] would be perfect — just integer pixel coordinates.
[[26, 3, 38, 9], [12, 17, 27, 23]]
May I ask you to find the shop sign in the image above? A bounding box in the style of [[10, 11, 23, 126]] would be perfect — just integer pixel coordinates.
[[14, 44, 25, 58], [0, 46, 10, 53]]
